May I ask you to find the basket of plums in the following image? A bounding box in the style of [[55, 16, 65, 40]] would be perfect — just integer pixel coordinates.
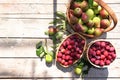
[[86, 40, 116, 68], [56, 33, 86, 67], [67, 0, 117, 38]]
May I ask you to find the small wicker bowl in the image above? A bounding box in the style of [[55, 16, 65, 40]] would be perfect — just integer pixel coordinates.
[[66, 0, 117, 38], [86, 39, 116, 68], [56, 33, 86, 67]]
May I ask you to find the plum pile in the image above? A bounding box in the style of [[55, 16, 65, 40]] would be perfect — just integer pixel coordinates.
[[68, 0, 111, 37], [87, 41, 116, 67], [56, 33, 86, 67]]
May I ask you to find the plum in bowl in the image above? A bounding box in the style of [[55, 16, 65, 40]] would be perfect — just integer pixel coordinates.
[[56, 33, 86, 67], [86, 40, 116, 68]]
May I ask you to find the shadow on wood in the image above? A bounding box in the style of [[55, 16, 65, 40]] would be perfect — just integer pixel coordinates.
[[83, 67, 108, 80], [56, 62, 74, 72]]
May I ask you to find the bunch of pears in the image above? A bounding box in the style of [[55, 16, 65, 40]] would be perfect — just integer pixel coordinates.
[[68, 0, 111, 36]]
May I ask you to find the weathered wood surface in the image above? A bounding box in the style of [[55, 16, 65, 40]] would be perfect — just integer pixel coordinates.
[[0, 0, 120, 80]]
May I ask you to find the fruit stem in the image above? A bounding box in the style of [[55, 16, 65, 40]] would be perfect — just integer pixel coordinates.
[[44, 39, 48, 54]]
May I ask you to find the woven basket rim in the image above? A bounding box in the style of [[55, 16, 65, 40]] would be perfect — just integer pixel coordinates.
[[66, 0, 117, 38], [56, 32, 87, 67], [86, 39, 116, 68]]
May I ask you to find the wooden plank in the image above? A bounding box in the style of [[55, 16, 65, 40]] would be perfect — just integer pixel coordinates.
[[0, 19, 50, 37], [0, 39, 120, 58], [0, 58, 119, 78], [0, 0, 119, 4], [0, 39, 46, 57], [0, 0, 68, 4], [0, 3, 119, 14], [0, 59, 33, 77], [0, 19, 119, 38]]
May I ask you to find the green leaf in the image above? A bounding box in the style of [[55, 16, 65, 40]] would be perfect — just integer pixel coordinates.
[[56, 11, 65, 20], [75, 0, 83, 2], [36, 49, 41, 56], [88, 0, 93, 8], [49, 18, 63, 25], [36, 46, 44, 57], [39, 52, 45, 58], [36, 41, 43, 49]]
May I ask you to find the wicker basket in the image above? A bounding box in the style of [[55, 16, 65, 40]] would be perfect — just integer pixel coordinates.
[[86, 39, 116, 68], [56, 33, 86, 67], [66, 0, 118, 38]]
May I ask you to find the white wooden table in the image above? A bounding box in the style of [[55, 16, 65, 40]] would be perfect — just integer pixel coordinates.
[[0, 0, 120, 80]]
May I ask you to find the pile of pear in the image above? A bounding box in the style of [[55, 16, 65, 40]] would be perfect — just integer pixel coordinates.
[[68, 0, 111, 36]]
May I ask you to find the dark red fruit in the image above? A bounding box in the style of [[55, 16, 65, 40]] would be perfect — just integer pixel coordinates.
[[68, 45, 72, 49], [106, 45, 110, 50], [69, 10, 78, 24], [57, 33, 85, 67], [110, 47, 115, 52], [57, 52, 62, 58], [88, 40, 116, 67], [61, 59, 65, 65], [104, 51, 108, 57], [61, 48, 66, 54], [57, 58, 62, 62], [101, 41, 106, 47], [101, 55, 105, 60], [105, 60, 111, 65], [95, 60, 100, 65], [62, 54, 66, 60], [90, 58, 96, 63], [64, 62, 68, 66], [96, 50, 101, 55], [65, 50, 71, 55], [76, 53, 81, 59], [107, 55, 112, 60], [81, 13, 89, 23], [73, 2, 81, 8], [65, 55, 70, 60], [95, 41, 101, 46], [100, 60, 105, 66], [68, 60, 73, 65], [111, 53, 116, 59]]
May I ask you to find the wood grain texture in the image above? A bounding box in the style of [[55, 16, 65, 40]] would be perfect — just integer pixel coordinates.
[[0, 59, 119, 79], [0, 39, 120, 58], [0, 0, 119, 3], [0, 0, 119, 79]]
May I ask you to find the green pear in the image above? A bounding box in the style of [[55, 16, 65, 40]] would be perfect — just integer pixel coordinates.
[[86, 9, 94, 20], [74, 7, 82, 17], [94, 28, 103, 36], [93, 1, 98, 7], [79, 0, 88, 11], [55, 32, 63, 39], [83, 25, 88, 33], [45, 54, 53, 63], [92, 17, 101, 28], [87, 20, 94, 27], [74, 67, 82, 75], [87, 27, 95, 34], [78, 18, 83, 24], [94, 6, 102, 14]]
